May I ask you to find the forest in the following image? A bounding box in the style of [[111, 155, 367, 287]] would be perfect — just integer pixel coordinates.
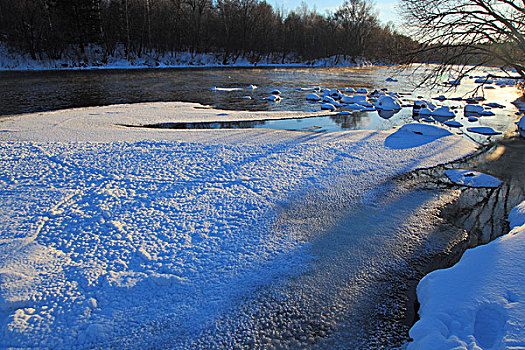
[[0, 0, 415, 64]]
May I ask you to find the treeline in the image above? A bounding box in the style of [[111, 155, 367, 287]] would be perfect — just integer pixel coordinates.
[[0, 0, 416, 64]]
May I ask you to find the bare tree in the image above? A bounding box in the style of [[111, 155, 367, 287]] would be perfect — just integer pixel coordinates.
[[334, 0, 378, 57], [401, 0, 525, 85]]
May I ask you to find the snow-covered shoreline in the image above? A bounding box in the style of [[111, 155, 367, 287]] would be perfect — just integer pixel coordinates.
[[0, 44, 378, 72], [408, 199, 525, 349], [0, 102, 476, 348]]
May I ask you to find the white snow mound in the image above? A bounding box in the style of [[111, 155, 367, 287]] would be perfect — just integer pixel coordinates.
[[408, 200, 525, 350]]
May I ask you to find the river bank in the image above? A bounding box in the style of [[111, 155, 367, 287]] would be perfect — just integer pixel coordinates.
[[0, 43, 376, 71], [399, 135, 525, 347]]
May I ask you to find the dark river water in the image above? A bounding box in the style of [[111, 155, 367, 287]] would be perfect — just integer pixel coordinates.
[[1, 66, 522, 137]]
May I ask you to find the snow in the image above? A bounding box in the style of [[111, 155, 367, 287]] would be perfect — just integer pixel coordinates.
[[444, 169, 502, 188], [0, 101, 476, 348], [408, 199, 525, 349]]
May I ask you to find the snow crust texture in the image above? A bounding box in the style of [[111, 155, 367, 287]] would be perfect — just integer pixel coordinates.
[[0, 102, 475, 348], [408, 200, 525, 350]]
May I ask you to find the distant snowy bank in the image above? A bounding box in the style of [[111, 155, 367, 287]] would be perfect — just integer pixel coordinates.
[[408, 200, 525, 349], [0, 43, 377, 71]]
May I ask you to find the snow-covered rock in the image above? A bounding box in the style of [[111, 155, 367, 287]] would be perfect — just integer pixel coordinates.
[[344, 103, 366, 111], [464, 104, 484, 114], [418, 108, 433, 116], [306, 93, 322, 101], [341, 95, 367, 104], [444, 79, 461, 86], [270, 89, 281, 95], [264, 95, 282, 102], [323, 95, 338, 104], [356, 88, 368, 94], [321, 103, 337, 110], [509, 202, 525, 228], [479, 110, 495, 116], [385, 123, 454, 149], [485, 103, 505, 109], [443, 120, 463, 128], [466, 127, 502, 135], [414, 100, 437, 111], [474, 78, 493, 84], [431, 106, 455, 122], [374, 95, 402, 111], [248, 85, 257, 89]]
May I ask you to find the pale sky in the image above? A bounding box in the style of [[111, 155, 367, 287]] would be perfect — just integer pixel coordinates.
[[266, 0, 401, 26]]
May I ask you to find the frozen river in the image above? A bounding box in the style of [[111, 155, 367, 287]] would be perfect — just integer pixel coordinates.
[[0, 66, 523, 348]]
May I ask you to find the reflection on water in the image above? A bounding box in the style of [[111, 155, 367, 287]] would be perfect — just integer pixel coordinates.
[[128, 112, 404, 133]]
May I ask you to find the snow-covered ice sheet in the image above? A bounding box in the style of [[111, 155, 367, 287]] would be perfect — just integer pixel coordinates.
[[408, 201, 525, 350], [0, 102, 475, 348], [0, 102, 330, 143]]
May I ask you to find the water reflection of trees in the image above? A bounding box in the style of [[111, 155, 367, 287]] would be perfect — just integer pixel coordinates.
[[330, 112, 367, 130], [398, 138, 525, 245]]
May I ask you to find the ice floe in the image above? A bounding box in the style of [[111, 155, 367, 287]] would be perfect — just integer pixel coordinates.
[[444, 169, 502, 188]]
